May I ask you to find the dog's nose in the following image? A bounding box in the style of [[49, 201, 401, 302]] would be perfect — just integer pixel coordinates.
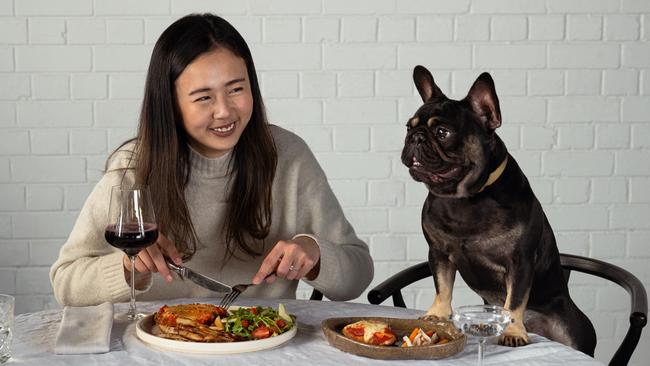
[[411, 133, 426, 145]]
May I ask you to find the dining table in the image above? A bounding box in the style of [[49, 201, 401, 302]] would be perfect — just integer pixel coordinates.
[[7, 297, 604, 365]]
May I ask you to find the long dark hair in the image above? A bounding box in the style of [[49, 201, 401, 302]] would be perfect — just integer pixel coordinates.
[[109, 13, 277, 262]]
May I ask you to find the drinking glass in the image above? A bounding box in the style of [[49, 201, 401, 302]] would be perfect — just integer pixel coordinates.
[[451, 305, 512, 366], [0, 294, 14, 364], [105, 186, 158, 320]]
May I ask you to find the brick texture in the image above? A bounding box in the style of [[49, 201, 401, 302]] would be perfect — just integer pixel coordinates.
[[1, 3, 649, 364]]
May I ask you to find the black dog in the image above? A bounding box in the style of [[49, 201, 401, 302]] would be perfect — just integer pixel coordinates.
[[402, 65, 596, 355]]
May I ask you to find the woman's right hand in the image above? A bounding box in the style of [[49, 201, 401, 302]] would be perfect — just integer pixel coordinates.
[[122, 233, 183, 282]]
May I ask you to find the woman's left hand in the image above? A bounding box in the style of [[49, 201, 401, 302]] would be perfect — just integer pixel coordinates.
[[252, 236, 320, 284]]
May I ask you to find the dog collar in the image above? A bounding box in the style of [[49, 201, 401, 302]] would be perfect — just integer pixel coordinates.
[[479, 156, 508, 192]]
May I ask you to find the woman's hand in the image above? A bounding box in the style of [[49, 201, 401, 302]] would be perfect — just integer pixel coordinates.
[[252, 236, 320, 284], [122, 233, 183, 283]]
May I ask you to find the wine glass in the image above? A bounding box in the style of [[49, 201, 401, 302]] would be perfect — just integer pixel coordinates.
[[105, 185, 158, 321], [451, 305, 512, 366]]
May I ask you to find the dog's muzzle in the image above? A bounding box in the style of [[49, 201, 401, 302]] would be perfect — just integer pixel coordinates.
[[409, 131, 427, 146]]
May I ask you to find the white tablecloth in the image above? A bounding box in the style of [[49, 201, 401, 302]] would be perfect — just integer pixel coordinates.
[[8, 298, 603, 365]]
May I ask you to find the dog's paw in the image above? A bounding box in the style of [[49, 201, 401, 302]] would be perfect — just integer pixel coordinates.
[[498, 325, 529, 347], [499, 334, 529, 347], [421, 303, 452, 321]]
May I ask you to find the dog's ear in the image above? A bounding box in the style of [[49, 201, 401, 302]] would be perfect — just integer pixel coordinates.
[[466, 72, 501, 131], [413, 65, 446, 103]]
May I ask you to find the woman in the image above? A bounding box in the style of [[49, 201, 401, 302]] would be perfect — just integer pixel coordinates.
[[50, 13, 373, 306]]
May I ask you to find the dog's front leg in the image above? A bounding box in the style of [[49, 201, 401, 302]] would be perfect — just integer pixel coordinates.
[[500, 271, 532, 347], [421, 249, 456, 321]]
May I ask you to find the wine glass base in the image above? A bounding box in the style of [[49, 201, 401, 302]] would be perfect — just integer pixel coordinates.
[[128, 312, 145, 321], [114, 312, 145, 322]]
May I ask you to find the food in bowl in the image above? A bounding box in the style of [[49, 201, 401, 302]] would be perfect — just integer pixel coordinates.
[[342, 320, 397, 346], [322, 317, 466, 360], [400, 327, 450, 347]]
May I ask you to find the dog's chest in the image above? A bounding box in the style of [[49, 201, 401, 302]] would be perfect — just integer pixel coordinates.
[[423, 198, 525, 290], [448, 235, 508, 279], [446, 236, 511, 297]]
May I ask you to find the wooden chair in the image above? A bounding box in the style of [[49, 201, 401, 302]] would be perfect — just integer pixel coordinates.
[[367, 253, 647, 366], [310, 289, 323, 300]]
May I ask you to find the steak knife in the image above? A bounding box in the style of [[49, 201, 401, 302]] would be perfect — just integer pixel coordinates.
[[165, 258, 231, 293]]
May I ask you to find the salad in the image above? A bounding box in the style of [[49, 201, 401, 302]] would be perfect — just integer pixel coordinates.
[[224, 304, 294, 340]]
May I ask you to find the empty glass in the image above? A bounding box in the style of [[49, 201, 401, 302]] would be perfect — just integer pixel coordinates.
[[0, 294, 14, 364], [451, 305, 512, 366]]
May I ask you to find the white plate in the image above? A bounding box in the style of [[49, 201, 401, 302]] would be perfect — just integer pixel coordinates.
[[135, 306, 297, 354]]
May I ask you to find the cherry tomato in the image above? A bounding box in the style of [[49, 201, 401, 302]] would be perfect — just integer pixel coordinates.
[[241, 319, 249, 328], [252, 325, 271, 339], [276, 319, 286, 329]]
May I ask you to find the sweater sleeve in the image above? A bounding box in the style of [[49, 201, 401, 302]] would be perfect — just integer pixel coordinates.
[[291, 143, 374, 301], [49, 150, 152, 306]]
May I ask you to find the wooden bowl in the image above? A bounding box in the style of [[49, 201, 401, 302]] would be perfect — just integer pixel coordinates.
[[321, 317, 465, 360]]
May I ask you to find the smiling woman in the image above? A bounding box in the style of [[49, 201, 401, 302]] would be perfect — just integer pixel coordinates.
[[49, 13, 374, 308], [175, 48, 253, 158]]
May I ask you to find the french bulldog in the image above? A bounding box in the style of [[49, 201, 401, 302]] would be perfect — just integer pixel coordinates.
[[402, 65, 596, 355]]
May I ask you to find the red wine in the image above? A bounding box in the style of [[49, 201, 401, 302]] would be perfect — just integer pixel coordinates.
[[105, 223, 158, 256]]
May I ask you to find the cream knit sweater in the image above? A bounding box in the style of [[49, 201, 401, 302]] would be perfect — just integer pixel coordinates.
[[50, 125, 373, 306]]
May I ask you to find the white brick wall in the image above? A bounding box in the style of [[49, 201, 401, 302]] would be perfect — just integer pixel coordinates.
[[1, 1, 649, 364]]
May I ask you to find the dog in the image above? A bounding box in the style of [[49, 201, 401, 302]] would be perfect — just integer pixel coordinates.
[[401, 65, 597, 355]]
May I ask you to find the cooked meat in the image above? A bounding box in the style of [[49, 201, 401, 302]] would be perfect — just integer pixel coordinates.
[[153, 303, 235, 342], [154, 303, 226, 327]]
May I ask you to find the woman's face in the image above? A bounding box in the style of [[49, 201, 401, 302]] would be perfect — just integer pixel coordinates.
[[175, 47, 253, 158]]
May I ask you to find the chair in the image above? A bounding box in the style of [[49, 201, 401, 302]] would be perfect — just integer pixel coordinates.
[[367, 253, 647, 366], [310, 289, 323, 300]]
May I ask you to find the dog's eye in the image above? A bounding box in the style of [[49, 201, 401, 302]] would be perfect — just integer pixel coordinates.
[[435, 127, 450, 140]]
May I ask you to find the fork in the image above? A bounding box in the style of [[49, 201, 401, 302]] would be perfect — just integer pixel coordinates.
[[219, 271, 276, 309]]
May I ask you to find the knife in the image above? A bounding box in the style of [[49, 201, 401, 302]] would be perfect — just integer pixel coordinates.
[[165, 258, 232, 293]]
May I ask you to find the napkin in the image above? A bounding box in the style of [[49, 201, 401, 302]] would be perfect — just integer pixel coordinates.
[[54, 302, 114, 354]]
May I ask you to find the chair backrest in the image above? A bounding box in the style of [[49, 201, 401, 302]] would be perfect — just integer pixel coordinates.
[[367, 253, 648, 366], [559, 254, 647, 366]]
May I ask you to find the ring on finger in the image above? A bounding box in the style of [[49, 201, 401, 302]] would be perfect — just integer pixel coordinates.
[[289, 264, 297, 271]]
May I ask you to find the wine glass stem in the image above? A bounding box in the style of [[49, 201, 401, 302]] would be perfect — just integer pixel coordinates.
[[477, 338, 486, 366], [127, 255, 138, 320]]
